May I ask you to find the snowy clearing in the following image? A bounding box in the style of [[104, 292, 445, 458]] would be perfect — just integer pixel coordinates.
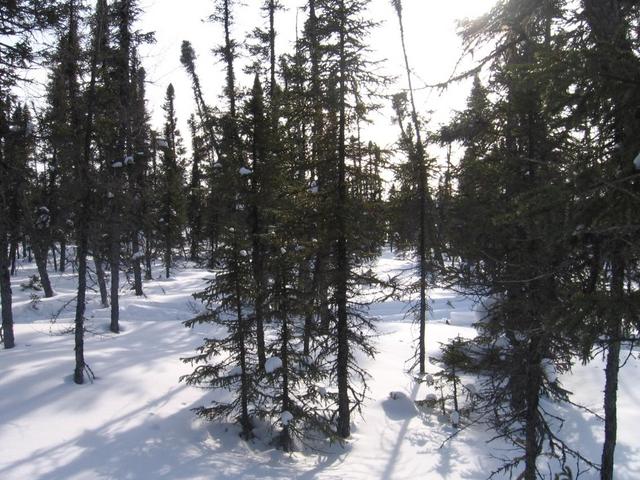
[[1, 253, 638, 479]]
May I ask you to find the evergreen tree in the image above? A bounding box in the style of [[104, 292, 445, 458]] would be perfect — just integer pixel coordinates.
[[574, 3, 640, 477], [187, 115, 205, 262], [159, 83, 186, 279], [439, 1, 597, 476], [182, 0, 258, 440], [73, 0, 108, 384], [0, 0, 60, 349]]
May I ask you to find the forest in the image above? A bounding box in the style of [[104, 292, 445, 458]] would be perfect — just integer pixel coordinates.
[[1, 1, 639, 479]]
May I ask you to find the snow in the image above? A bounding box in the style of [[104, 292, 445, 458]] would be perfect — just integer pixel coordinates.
[[465, 383, 477, 396], [634, 151, 640, 170], [425, 393, 438, 402], [280, 411, 294, 426], [111, 161, 123, 168], [131, 250, 145, 260], [542, 358, 558, 383], [264, 356, 282, 373], [0, 252, 639, 479], [239, 167, 252, 176], [239, 250, 248, 257], [450, 410, 460, 427]]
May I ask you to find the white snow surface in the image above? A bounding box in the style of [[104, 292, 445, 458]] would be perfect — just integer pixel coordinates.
[[280, 411, 294, 426], [0, 250, 639, 479], [265, 356, 283, 373], [450, 410, 460, 427]]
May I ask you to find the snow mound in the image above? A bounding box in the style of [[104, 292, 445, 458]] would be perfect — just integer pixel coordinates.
[[450, 410, 460, 427], [382, 391, 418, 420]]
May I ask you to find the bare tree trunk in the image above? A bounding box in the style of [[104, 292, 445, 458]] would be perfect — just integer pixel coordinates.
[[109, 225, 120, 333], [601, 254, 624, 480], [524, 336, 542, 480], [59, 238, 66, 272], [164, 231, 171, 279], [144, 240, 152, 280], [94, 256, 109, 307], [1, 232, 15, 349], [9, 240, 17, 275], [51, 244, 58, 272], [131, 234, 143, 295], [33, 242, 54, 298]]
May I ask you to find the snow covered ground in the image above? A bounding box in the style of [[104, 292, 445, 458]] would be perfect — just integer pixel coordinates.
[[1, 252, 638, 479]]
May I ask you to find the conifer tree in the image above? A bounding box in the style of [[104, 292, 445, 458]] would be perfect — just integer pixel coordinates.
[[438, 1, 595, 476], [390, 0, 442, 374], [72, 0, 106, 383], [315, 0, 384, 439], [128, 60, 151, 295], [576, 3, 640, 477], [159, 83, 186, 279], [182, 0, 258, 440], [187, 115, 205, 262], [0, 0, 60, 349]]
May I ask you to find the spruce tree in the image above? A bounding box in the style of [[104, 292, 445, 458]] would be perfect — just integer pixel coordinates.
[[182, 0, 258, 440], [159, 83, 186, 279], [438, 1, 597, 476], [576, 3, 640, 478]]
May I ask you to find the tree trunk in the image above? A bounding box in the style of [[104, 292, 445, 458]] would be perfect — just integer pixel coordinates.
[[144, 230, 153, 280], [59, 238, 66, 272], [601, 253, 624, 480], [235, 247, 252, 438], [9, 240, 17, 275], [164, 232, 171, 279], [393, 1, 428, 373], [110, 227, 120, 333], [335, 2, 350, 439], [94, 256, 109, 308], [132, 233, 143, 295], [74, 0, 106, 383], [51, 244, 58, 272], [1, 232, 15, 349], [601, 327, 621, 480], [74, 227, 88, 384], [279, 277, 293, 452], [524, 336, 542, 480], [33, 242, 54, 298]]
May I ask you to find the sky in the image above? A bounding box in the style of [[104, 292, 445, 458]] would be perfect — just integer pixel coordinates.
[[138, 0, 498, 163]]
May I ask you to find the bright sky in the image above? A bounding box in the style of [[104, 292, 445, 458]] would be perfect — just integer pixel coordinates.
[[139, 0, 497, 160]]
